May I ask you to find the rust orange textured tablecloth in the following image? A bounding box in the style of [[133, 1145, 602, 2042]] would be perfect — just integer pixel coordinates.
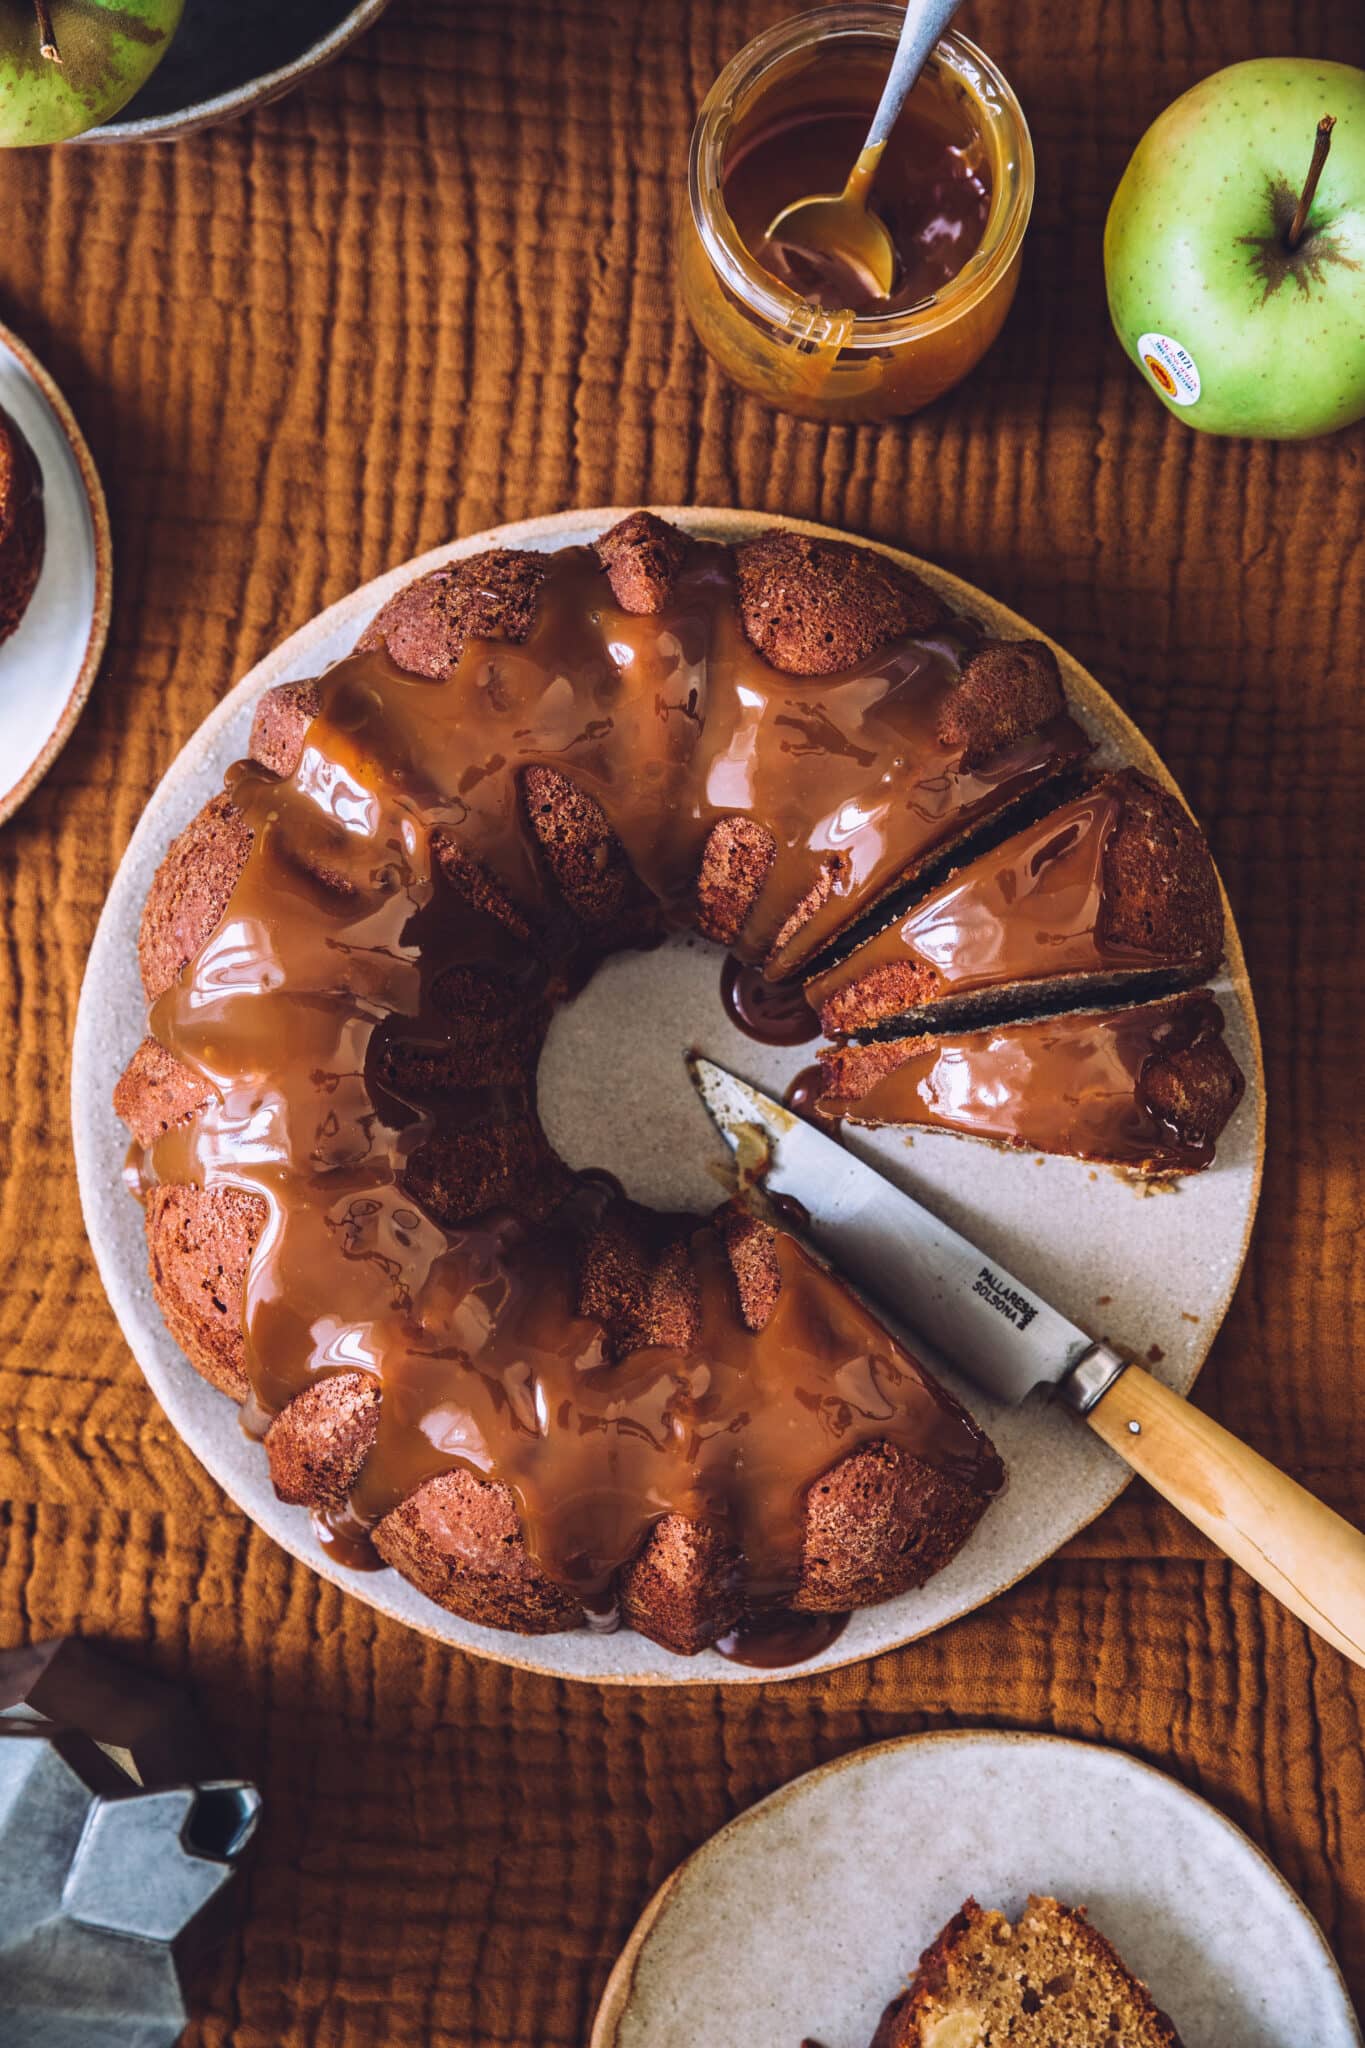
[[1, 1, 1363, 2040]]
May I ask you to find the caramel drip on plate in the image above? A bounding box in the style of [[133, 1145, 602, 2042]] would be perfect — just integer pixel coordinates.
[[141, 542, 1023, 1614], [720, 953, 820, 1044], [829, 994, 1237, 1170]]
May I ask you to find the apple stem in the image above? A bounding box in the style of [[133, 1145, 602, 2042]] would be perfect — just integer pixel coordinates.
[[1287, 114, 1335, 250], [33, 0, 61, 63]]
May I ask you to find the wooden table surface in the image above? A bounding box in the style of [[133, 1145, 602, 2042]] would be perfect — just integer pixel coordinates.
[[1, 2, 1363, 2041]]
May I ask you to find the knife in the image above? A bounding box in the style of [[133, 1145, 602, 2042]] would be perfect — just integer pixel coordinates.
[[690, 1056, 1365, 1669]]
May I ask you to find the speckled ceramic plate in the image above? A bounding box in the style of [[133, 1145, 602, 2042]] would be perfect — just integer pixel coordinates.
[[0, 321, 111, 827], [71, 508, 1264, 1685], [79, 0, 390, 143], [591, 1731, 1359, 2047]]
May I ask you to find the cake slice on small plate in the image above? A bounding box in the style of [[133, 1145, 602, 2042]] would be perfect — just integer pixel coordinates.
[[0, 319, 110, 825], [875, 1895, 1182, 2048], [0, 401, 44, 646]]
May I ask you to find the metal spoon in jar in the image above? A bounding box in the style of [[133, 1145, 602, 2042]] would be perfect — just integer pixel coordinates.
[[764, 0, 963, 304]]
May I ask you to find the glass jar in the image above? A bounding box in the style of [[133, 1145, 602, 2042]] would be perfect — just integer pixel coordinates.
[[680, 5, 1035, 423]]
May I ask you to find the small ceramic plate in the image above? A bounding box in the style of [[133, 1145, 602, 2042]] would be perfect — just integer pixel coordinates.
[[593, 1731, 1360, 2048], [72, 508, 1264, 1685], [80, 0, 390, 143], [0, 323, 111, 826]]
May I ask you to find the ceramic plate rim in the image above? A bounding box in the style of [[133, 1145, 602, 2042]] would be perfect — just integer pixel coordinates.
[[71, 505, 1265, 1686], [0, 319, 112, 826], [589, 1728, 1359, 2047]]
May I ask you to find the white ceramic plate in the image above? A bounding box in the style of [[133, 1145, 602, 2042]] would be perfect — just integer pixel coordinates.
[[0, 322, 111, 826], [592, 1731, 1360, 2048], [72, 508, 1264, 1685]]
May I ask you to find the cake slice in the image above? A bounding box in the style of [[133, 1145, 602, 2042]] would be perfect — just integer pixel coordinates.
[[0, 402, 44, 647], [816, 991, 1244, 1176], [806, 771, 1222, 1039], [877, 1895, 1182, 2047]]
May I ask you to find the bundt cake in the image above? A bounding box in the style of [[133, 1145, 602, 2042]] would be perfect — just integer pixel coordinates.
[[0, 403, 44, 647], [122, 511, 1163, 1655], [872, 1895, 1183, 2047], [815, 991, 1245, 1175], [806, 769, 1224, 1040]]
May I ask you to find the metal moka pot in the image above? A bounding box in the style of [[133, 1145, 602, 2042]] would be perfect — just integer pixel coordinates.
[[0, 1638, 261, 2047]]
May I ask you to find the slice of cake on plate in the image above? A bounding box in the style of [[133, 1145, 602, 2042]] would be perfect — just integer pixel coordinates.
[[0, 403, 43, 646], [874, 1894, 1182, 2047], [815, 990, 1244, 1177], [807, 769, 1223, 1039]]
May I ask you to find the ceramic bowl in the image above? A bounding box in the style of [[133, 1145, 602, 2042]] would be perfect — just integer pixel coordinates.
[[80, 0, 390, 143]]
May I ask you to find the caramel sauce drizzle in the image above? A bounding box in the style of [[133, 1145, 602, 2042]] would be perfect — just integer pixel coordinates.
[[807, 783, 1168, 1015], [832, 994, 1238, 1170], [139, 543, 1032, 1615]]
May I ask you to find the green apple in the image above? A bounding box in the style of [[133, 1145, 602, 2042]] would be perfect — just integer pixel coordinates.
[[0, 0, 184, 145], [1105, 58, 1365, 438]]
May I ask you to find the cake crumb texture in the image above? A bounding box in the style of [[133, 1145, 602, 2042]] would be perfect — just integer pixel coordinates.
[[886, 1895, 1182, 2048]]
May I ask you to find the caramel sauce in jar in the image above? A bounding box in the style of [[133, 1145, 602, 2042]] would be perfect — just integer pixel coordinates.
[[681, 7, 1034, 422], [725, 102, 991, 317]]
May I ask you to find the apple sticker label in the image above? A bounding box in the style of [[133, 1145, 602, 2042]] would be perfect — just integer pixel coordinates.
[[1137, 332, 1201, 406]]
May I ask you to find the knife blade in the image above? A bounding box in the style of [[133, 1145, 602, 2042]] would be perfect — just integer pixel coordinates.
[[690, 1054, 1365, 1669], [691, 1054, 1106, 1410]]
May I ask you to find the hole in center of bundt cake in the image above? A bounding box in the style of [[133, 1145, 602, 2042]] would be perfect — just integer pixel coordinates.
[[537, 931, 817, 1215]]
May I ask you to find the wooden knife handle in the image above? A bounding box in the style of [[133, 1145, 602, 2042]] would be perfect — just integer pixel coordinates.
[[1086, 1364, 1365, 1669]]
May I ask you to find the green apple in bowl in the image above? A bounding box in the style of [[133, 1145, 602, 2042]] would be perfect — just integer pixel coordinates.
[[1105, 58, 1365, 438], [0, 0, 184, 145]]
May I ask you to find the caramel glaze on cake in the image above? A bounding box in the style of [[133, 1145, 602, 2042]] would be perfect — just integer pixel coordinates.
[[0, 404, 44, 647], [816, 991, 1245, 1176], [806, 769, 1223, 1040], [113, 512, 1130, 1654]]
